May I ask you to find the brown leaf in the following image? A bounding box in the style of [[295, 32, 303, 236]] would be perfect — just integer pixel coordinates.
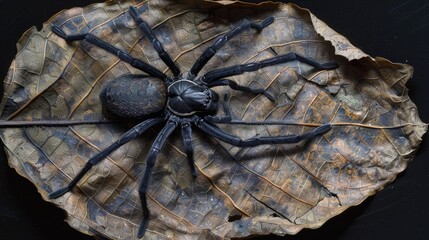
[[0, 0, 426, 239]]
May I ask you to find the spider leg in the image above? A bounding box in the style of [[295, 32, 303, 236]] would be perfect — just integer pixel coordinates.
[[180, 120, 197, 178], [206, 78, 275, 101], [199, 52, 338, 83], [221, 94, 232, 120], [138, 119, 177, 238], [189, 17, 274, 77], [204, 94, 232, 123], [51, 26, 167, 79], [48, 117, 163, 199], [129, 6, 181, 77], [196, 119, 331, 147]]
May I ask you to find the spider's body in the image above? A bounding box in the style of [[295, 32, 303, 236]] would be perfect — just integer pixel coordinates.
[[46, 6, 338, 238], [100, 73, 220, 118], [100, 74, 167, 118]]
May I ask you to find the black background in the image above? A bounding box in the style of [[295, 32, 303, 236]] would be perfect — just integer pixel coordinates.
[[0, 1, 428, 240]]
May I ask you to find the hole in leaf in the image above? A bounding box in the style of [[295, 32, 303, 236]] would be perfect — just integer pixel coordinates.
[[228, 214, 242, 222]]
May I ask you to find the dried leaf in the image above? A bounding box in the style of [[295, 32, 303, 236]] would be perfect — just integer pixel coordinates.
[[0, 0, 426, 239]]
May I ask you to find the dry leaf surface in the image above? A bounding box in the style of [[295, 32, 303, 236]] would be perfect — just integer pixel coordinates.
[[0, 0, 426, 239]]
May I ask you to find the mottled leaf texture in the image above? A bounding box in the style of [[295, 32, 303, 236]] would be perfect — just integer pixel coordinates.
[[0, 0, 426, 239]]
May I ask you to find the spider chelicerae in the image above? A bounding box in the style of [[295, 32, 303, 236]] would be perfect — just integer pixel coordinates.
[[46, 6, 337, 238]]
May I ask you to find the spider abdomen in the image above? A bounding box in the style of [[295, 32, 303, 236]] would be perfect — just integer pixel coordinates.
[[99, 74, 167, 119]]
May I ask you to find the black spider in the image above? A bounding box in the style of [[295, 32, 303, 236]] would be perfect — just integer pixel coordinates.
[[48, 6, 337, 238]]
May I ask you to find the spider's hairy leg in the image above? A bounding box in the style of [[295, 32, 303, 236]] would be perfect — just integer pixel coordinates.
[[129, 6, 181, 77], [295, 53, 338, 70], [200, 52, 338, 83], [180, 120, 197, 178], [189, 16, 275, 77], [138, 118, 178, 238], [196, 119, 331, 147], [51, 26, 167, 79], [48, 117, 163, 199], [206, 78, 275, 102]]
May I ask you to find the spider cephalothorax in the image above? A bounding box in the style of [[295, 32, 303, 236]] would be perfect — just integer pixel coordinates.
[[48, 6, 338, 238], [167, 79, 219, 116]]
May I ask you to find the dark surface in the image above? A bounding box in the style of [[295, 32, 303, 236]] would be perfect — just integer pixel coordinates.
[[0, 1, 428, 240]]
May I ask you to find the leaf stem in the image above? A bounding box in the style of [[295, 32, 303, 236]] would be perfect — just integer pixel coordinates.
[[0, 119, 112, 127], [213, 119, 426, 129]]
